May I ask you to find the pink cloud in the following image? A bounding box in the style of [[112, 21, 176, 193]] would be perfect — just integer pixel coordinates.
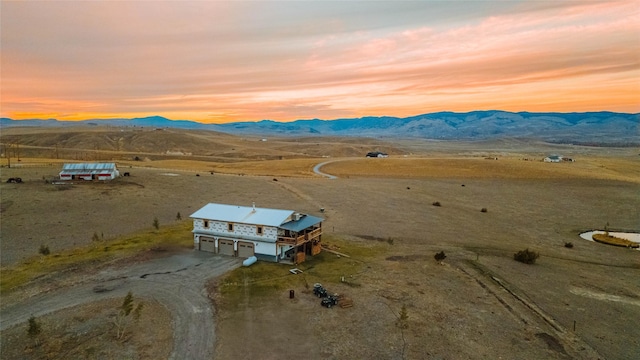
[[1, 1, 638, 122]]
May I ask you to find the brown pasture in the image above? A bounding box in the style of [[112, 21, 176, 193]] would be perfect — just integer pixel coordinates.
[[1, 128, 639, 359]]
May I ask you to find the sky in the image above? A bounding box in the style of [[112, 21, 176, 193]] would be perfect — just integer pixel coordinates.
[[1, 0, 639, 123]]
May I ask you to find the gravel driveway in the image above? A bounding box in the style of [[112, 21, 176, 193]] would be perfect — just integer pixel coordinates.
[[312, 161, 338, 179], [0, 251, 242, 360]]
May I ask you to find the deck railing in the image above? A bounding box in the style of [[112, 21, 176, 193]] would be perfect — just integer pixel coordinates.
[[278, 235, 306, 245], [278, 227, 322, 245], [306, 227, 322, 240]]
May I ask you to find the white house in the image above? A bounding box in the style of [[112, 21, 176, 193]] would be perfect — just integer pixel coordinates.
[[366, 151, 388, 158], [544, 155, 574, 163], [59, 163, 120, 180], [190, 203, 323, 263]]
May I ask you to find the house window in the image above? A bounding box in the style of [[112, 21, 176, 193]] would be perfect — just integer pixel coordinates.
[[257, 226, 263, 235], [203, 220, 209, 228], [228, 223, 234, 232]]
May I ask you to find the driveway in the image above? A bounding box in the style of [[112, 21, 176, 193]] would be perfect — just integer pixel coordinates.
[[313, 161, 338, 179], [0, 251, 242, 360]]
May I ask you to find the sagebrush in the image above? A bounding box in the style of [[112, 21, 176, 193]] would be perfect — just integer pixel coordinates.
[[513, 248, 539, 264]]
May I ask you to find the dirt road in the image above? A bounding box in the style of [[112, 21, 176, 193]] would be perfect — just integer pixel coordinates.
[[0, 251, 241, 360], [312, 160, 338, 179]]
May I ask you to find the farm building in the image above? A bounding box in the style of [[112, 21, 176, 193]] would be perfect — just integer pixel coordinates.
[[544, 155, 574, 163], [59, 163, 120, 181], [366, 151, 388, 158], [190, 203, 323, 263]]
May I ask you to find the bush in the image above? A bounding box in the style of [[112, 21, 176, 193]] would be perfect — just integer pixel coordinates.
[[434, 251, 446, 262], [432, 201, 441, 207], [396, 305, 409, 329], [564, 242, 574, 248], [153, 217, 160, 230], [513, 248, 539, 264], [481, 208, 488, 213], [27, 316, 42, 346], [39, 245, 50, 256]]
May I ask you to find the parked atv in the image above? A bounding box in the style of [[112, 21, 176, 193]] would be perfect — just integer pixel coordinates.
[[313, 283, 328, 298], [321, 295, 339, 308]]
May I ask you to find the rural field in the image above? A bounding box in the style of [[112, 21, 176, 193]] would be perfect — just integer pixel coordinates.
[[1, 126, 639, 359]]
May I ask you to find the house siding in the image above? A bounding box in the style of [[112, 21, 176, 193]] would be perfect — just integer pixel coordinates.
[[190, 203, 323, 263]]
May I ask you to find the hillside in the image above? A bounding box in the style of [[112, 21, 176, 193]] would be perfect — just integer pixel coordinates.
[[0, 127, 406, 161], [2, 111, 638, 145]]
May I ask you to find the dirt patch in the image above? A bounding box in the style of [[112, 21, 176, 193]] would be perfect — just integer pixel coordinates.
[[0, 200, 13, 213], [385, 254, 431, 261], [536, 332, 568, 357]]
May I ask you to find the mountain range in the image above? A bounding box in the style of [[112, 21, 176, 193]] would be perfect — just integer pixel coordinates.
[[1, 111, 638, 145]]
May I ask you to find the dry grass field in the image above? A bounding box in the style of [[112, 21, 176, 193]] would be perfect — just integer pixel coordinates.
[[1, 126, 639, 359]]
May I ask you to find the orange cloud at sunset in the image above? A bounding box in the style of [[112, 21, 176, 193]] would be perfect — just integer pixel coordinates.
[[1, 1, 638, 123]]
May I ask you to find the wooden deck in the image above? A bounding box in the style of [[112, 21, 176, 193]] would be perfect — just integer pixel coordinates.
[[278, 227, 322, 245]]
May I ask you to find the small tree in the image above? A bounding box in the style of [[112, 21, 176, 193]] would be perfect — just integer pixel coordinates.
[[176, 212, 182, 221], [27, 315, 42, 346], [153, 217, 160, 230], [113, 291, 144, 340], [92, 232, 101, 242]]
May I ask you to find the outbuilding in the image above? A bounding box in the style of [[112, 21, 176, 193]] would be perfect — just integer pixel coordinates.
[[366, 151, 388, 158], [59, 163, 120, 180], [190, 203, 323, 263]]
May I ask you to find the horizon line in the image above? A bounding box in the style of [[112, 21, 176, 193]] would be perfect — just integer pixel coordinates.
[[2, 109, 638, 125]]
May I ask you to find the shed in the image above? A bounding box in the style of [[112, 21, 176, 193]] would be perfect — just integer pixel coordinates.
[[366, 151, 388, 158], [190, 203, 323, 263]]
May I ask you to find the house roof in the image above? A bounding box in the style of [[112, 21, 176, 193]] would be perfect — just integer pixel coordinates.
[[280, 214, 324, 232], [190, 203, 295, 227]]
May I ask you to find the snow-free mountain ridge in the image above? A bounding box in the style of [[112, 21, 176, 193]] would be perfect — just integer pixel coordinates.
[[1, 111, 637, 145]]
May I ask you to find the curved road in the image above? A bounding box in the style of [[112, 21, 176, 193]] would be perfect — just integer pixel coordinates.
[[313, 161, 338, 179], [0, 252, 242, 360]]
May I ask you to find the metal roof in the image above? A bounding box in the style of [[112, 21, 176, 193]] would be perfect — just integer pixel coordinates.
[[190, 203, 295, 227], [279, 214, 323, 232], [60, 163, 117, 172]]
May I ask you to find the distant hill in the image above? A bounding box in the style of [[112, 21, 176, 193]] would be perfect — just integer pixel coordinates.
[[2, 111, 638, 145]]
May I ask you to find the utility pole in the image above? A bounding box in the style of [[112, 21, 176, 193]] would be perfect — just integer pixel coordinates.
[[5, 144, 11, 168]]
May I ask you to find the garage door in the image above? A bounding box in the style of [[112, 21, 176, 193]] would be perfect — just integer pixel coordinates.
[[237, 241, 255, 258], [218, 239, 235, 256], [199, 237, 216, 253]]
